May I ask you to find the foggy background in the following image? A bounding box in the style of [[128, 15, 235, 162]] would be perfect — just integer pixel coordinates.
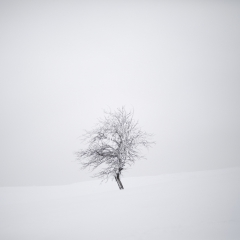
[[0, 0, 239, 186]]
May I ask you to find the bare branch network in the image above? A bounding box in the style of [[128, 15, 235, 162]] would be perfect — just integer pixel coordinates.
[[76, 107, 154, 189]]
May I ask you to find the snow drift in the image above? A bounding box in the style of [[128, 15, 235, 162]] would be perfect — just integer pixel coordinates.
[[1, 167, 240, 240]]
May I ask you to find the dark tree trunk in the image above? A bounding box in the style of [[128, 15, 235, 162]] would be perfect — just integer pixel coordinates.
[[118, 177, 124, 189], [115, 173, 124, 190], [115, 176, 122, 190]]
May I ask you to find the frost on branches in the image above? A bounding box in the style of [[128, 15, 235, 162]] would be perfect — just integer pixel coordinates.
[[76, 107, 154, 190]]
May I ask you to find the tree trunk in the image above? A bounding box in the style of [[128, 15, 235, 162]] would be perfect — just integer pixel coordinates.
[[118, 176, 124, 189], [115, 176, 122, 190], [115, 173, 124, 190]]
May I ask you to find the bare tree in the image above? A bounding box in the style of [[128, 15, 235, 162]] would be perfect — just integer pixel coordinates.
[[76, 107, 154, 190]]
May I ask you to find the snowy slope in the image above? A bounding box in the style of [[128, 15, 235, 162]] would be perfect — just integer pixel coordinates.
[[1, 168, 240, 240]]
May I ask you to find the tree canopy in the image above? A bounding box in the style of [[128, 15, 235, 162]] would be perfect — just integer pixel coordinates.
[[76, 107, 154, 189]]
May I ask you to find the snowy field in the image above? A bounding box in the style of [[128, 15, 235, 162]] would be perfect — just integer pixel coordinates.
[[1, 167, 240, 240]]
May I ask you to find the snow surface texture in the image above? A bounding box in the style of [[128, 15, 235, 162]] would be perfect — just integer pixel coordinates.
[[1, 168, 240, 240]]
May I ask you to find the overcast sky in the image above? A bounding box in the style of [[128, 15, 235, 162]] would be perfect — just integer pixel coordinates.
[[0, 0, 240, 186]]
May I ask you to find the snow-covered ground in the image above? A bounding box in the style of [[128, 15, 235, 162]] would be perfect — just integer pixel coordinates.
[[1, 167, 240, 240]]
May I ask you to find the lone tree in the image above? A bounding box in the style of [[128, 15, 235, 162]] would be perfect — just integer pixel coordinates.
[[76, 107, 154, 190]]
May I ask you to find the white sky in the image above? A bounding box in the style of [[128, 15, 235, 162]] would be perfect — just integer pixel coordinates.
[[0, 0, 240, 186]]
